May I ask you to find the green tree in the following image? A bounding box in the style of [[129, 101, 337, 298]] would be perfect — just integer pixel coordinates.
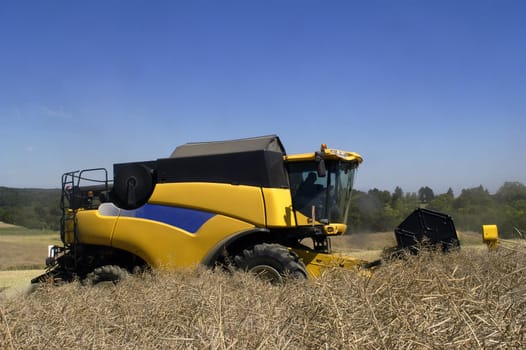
[[0, 187, 60, 229], [453, 185, 497, 232], [428, 191, 454, 213], [418, 186, 435, 203], [454, 185, 493, 209], [495, 182, 526, 204], [391, 186, 403, 208], [494, 182, 526, 237]]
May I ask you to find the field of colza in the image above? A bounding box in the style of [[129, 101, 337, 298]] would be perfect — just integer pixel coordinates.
[[1, 225, 525, 349]]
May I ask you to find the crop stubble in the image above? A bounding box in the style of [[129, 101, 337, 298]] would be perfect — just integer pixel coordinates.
[[1, 244, 525, 350]]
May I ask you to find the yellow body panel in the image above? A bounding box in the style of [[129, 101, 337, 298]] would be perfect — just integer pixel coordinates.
[[323, 223, 347, 235], [149, 183, 266, 226], [63, 211, 75, 244], [295, 211, 313, 226], [482, 224, 499, 250], [482, 224, 498, 242], [111, 214, 255, 268], [75, 210, 117, 246], [291, 248, 368, 278], [285, 148, 363, 163], [293, 212, 347, 235], [261, 188, 295, 227]]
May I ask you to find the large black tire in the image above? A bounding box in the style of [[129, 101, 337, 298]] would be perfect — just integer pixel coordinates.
[[85, 265, 129, 286], [233, 243, 307, 284]]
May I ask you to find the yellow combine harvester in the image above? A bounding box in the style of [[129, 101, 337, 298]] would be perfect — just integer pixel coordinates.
[[33, 135, 459, 284]]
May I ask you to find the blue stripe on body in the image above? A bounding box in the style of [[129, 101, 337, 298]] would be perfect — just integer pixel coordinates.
[[123, 204, 215, 233]]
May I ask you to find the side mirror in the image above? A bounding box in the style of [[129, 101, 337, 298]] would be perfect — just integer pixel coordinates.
[[315, 152, 326, 177]]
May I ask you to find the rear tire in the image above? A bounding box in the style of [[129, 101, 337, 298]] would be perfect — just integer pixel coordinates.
[[234, 243, 307, 284], [85, 265, 129, 286]]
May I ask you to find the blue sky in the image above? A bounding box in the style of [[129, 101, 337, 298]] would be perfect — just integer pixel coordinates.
[[1, 1, 525, 194]]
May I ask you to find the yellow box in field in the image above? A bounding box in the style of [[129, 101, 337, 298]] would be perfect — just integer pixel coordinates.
[[482, 224, 499, 243]]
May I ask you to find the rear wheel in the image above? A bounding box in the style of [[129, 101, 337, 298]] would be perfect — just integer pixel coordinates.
[[234, 243, 307, 284], [85, 265, 129, 285]]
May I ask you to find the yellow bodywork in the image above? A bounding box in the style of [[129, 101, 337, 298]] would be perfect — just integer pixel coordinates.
[[261, 187, 296, 227], [72, 181, 300, 269], [294, 210, 347, 234], [149, 183, 296, 227], [149, 183, 267, 225], [285, 147, 363, 163], [111, 214, 254, 268], [482, 224, 499, 250], [73, 204, 255, 268], [75, 211, 116, 246], [291, 248, 369, 278]]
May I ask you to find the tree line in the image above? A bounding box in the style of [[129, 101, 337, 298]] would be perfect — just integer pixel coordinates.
[[347, 182, 526, 238], [0, 187, 61, 230], [1, 182, 525, 238]]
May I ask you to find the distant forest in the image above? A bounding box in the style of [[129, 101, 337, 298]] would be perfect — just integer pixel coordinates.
[[1, 182, 525, 238], [348, 182, 526, 238], [0, 187, 61, 230]]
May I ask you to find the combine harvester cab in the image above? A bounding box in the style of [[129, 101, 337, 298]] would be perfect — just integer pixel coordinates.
[[33, 135, 459, 285]]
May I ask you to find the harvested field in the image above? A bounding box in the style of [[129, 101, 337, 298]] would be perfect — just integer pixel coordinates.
[[0, 222, 18, 229], [0, 270, 42, 297], [1, 244, 525, 349], [0, 227, 60, 270]]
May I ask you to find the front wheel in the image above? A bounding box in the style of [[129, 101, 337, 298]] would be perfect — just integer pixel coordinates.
[[234, 243, 307, 284]]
